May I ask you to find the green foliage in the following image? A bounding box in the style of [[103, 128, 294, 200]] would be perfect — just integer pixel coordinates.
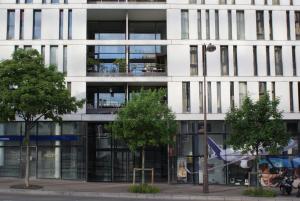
[[113, 58, 126, 73], [243, 187, 277, 197], [0, 49, 84, 123], [128, 184, 160, 194], [110, 88, 177, 152], [225, 94, 289, 154]]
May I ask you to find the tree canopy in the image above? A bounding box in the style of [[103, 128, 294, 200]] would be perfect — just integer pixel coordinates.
[[0, 48, 84, 123], [110, 88, 177, 151], [225, 94, 289, 155]]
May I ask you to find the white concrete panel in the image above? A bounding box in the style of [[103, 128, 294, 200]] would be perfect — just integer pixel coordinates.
[[276, 82, 290, 112], [168, 82, 182, 114], [206, 46, 220, 76], [72, 9, 86, 40], [264, 10, 270, 40], [68, 45, 86, 77], [24, 9, 33, 40], [247, 82, 259, 101], [57, 45, 63, 72], [269, 46, 275, 76], [15, 10, 20, 40], [42, 9, 59, 40], [280, 0, 290, 5], [63, 9, 68, 40], [255, 0, 265, 5], [190, 82, 199, 114], [219, 10, 228, 40], [234, 82, 240, 108], [68, 0, 86, 3], [282, 46, 293, 76], [294, 0, 300, 6], [293, 82, 299, 112], [211, 82, 217, 114], [198, 45, 203, 76], [167, 0, 187, 3], [44, 45, 50, 66], [273, 11, 287, 40], [71, 82, 86, 114], [231, 10, 237, 40], [290, 11, 296, 41], [237, 46, 253, 76], [210, 10, 215, 40], [167, 9, 181, 40], [189, 10, 197, 40], [168, 45, 189, 76], [245, 10, 256, 41], [0, 9, 7, 40], [221, 82, 231, 114], [0, 46, 14, 61], [201, 9, 206, 40], [257, 46, 267, 76], [236, 0, 251, 4]]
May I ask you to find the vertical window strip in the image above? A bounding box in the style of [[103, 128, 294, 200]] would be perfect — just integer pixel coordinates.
[[217, 82, 222, 113], [7, 10, 15, 40], [181, 10, 189, 39], [199, 82, 203, 113], [215, 10, 219, 40], [68, 10, 72, 40], [290, 82, 294, 112], [253, 46, 258, 76], [292, 46, 297, 76], [233, 45, 238, 76]]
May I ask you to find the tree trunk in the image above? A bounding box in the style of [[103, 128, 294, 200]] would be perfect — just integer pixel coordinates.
[[24, 122, 30, 188], [141, 148, 145, 184]]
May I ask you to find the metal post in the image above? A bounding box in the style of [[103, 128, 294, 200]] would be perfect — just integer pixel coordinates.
[[202, 45, 209, 193]]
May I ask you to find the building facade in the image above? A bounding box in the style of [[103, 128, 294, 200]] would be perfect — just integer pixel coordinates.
[[0, 0, 300, 185]]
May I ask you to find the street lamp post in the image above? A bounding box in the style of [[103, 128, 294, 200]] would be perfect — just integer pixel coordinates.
[[202, 43, 216, 194]]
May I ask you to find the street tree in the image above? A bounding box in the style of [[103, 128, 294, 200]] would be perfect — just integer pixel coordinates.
[[225, 94, 289, 186], [110, 89, 177, 184], [0, 49, 84, 188]]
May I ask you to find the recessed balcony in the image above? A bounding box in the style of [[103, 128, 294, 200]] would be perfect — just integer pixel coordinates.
[[87, 45, 167, 76], [86, 84, 166, 114], [87, 10, 166, 40]]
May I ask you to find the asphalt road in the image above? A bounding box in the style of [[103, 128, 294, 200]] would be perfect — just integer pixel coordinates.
[[0, 193, 225, 201]]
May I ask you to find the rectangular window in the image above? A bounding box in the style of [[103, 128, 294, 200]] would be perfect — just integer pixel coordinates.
[[41, 45, 45, 64], [25, 0, 33, 3], [181, 10, 189, 39], [287, 11, 291, 40], [7, 10, 15, 40], [189, 0, 197, 4], [233, 45, 238, 76], [190, 46, 198, 76], [239, 82, 247, 106], [228, 10, 232, 40], [253, 46, 258, 76], [59, 10, 63, 40], [236, 10, 245, 40], [266, 46, 270, 76], [20, 10, 24, 40], [274, 46, 283, 76], [208, 82, 212, 113], [199, 82, 203, 113], [51, 0, 59, 3], [24, 45, 32, 50], [296, 11, 300, 40], [272, 81, 275, 101], [256, 11, 265, 40], [298, 82, 300, 111], [219, 0, 227, 4], [63, 46, 67, 74], [217, 82, 221, 113], [215, 10, 219, 40], [273, 0, 280, 5], [292, 46, 297, 76], [269, 11, 273, 40], [67, 82, 71, 94], [182, 82, 190, 113], [206, 10, 210, 39], [290, 82, 294, 112], [198, 10, 202, 39], [220, 46, 229, 76], [50, 46, 58, 67], [259, 82, 267, 98], [33, 10, 41, 40], [68, 10, 72, 40], [230, 81, 234, 108]]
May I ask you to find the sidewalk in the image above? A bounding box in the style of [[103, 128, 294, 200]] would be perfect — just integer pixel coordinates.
[[0, 178, 298, 201]]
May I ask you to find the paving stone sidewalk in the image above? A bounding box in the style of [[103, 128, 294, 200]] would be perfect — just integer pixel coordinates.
[[0, 178, 298, 201]]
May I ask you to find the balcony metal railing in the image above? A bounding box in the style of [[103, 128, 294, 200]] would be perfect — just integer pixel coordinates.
[[87, 64, 167, 77]]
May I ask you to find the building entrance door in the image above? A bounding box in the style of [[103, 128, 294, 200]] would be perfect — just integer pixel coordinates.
[[20, 146, 37, 179]]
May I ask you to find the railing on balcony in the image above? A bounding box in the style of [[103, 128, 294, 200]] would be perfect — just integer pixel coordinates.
[[87, 63, 167, 76], [87, 0, 166, 3]]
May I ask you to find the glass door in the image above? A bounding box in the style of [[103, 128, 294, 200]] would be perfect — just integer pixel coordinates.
[[20, 146, 37, 179]]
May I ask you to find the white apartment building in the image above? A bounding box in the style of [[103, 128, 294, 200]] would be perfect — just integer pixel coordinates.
[[0, 0, 300, 185]]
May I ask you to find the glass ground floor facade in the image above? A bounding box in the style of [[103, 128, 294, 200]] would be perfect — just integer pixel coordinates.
[[0, 121, 299, 185]]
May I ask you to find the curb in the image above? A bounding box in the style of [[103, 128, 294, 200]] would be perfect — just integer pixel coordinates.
[[0, 188, 297, 201]]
